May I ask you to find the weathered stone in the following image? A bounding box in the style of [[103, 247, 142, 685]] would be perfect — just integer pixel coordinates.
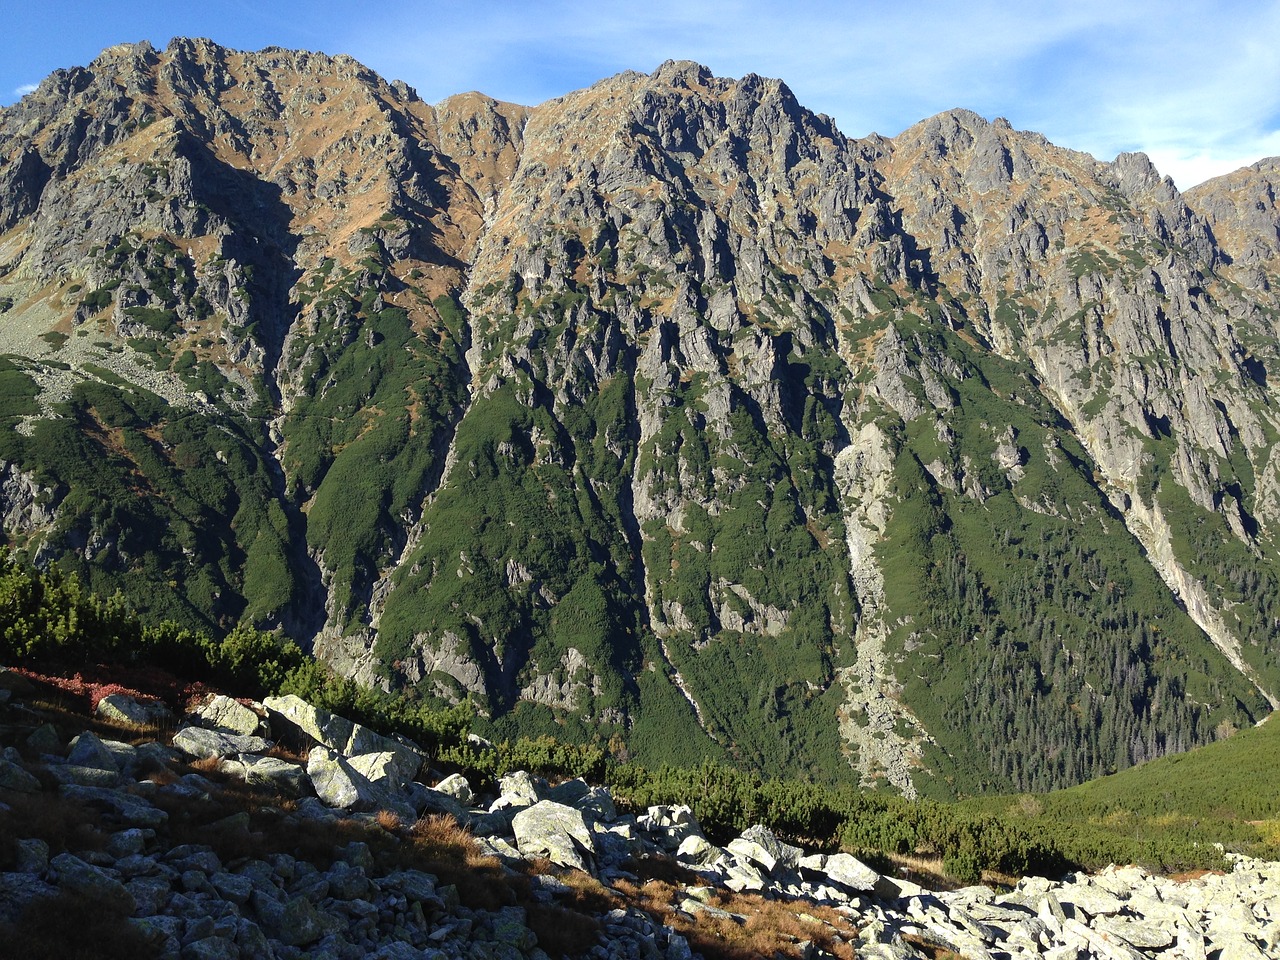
[[676, 834, 722, 867], [51, 851, 135, 913], [874, 873, 927, 901], [0, 756, 40, 792], [133, 916, 183, 955], [346, 750, 406, 788], [1057, 882, 1126, 917], [324, 861, 372, 900], [511, 799, 597, 871], [1093, 914, 1177, 950], [722, 858, 767, 893], [44, 762, 122, 787], [0, 666, 33, 696], [305, 745, 409, 812], [637, 804, 702, 850], [433, 772, 474, 804], [822, 852, 880, 892], [727, 837, 777, 873], [0, 873, 56, 922], [13, 837, 49, 874], [475, 836, 524, 862], [410, 783, 471, 821], [106, 827, 149, 858], [263, 694, 423, 781], [219, 753, 307, 795], [67, 730, 119, 771], [24, 723, 62, 756], [181, 935, 238, 960], [495, 770, 545, 808], [252, 889, 325, 947], [59, 783, 168, 827], [740, 824, 803, 870], [1062, 916, 1146, 960], [172, 726, 270, 761], [382, 869, 446, 910], [190, 694, 262, 736], [95, 693, 174, 728]]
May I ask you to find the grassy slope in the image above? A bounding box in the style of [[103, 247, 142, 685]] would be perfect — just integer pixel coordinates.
[[964, 714, 1280, 868], [1043, 713, 1280, 819]]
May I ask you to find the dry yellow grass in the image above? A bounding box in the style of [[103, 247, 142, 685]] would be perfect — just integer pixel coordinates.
[[611, 855, 861, 960]]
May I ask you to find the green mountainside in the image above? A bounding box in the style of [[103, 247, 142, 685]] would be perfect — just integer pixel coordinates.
[[2, 40, 1280, 797]]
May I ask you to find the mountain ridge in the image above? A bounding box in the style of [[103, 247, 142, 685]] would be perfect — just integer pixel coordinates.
[[3, 39, 1280, 798]]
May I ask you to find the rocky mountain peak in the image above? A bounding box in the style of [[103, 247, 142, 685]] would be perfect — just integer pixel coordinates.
[[3, 41, 1280, 797]]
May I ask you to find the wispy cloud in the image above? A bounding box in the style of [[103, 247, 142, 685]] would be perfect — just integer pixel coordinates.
[[13, 83, 37, 97], [336, 0, 1280, 189], [4, 1, 1277, 189]]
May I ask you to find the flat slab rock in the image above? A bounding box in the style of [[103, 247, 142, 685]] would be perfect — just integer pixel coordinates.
[[172, 726, 271, 760]]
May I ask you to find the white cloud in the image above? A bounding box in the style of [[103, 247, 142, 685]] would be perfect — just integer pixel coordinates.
[[13, 83, 37, 97]]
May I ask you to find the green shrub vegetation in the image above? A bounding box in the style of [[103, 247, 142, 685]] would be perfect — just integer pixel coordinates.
[[874, 319, 1266, 796]]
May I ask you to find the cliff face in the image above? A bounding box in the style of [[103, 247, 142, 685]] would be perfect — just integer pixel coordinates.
[[3, 40, 1280, 795]]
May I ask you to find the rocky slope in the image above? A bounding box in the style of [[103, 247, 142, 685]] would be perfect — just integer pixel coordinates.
[[2, 40, 1280, 795], [2, 670, 1277, 960]]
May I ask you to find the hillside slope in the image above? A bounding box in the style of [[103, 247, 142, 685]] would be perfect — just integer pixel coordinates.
[[2, 41, 1280, 796]]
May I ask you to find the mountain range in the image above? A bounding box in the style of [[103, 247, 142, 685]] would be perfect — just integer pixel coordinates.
[[2, 38, 1280, 799]]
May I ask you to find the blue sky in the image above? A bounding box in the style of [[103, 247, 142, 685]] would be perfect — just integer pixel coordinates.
[[5, 1, 1280, 190]]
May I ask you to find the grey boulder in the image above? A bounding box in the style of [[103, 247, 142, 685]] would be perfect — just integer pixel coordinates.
[[511, 800, 597, 872]]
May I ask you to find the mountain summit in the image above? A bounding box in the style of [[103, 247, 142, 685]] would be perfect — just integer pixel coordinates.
[[2, 39, 1279, 797]]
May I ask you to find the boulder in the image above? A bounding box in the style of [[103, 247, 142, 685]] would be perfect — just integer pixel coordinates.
[[305, 746, 411, 817], [433, 773, 474, 805], [1059, 883, 1127, 918], [66, 731, 119, 772], [409, 783, 471, 822], [727, 837, 777, 873], [874, 873, 927, 901], [13, 837, 49, 874], [547, 778, 617, 822], [822, 852, 880, 893], [740, 823, 803, 870], [44, 763, 122, 787], [59, 783, 168, 828], [219, 754, 307, 795], [263, 694, 423, 782], [306, 746, 378, 810], [722, 857, 767, 893], [495, 770, 546, 808], [172, 726, 271, 761], [1093, 915, 1177, 950], [637, 804, 702, 851], [347, 751, 406, 788], [0, 666, 33, 696], [50, 852, 135, 913], [95, 693, 174, 728], [475, 836, 524, 862], [251, 890, 324, 948], [0, 755, 40, 792], [676, 834, 723, 867], [190, 695, 263, 736], [24, 723, 62, 755], [0, 874, 56, 923], [511, 799, 597, 872]]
